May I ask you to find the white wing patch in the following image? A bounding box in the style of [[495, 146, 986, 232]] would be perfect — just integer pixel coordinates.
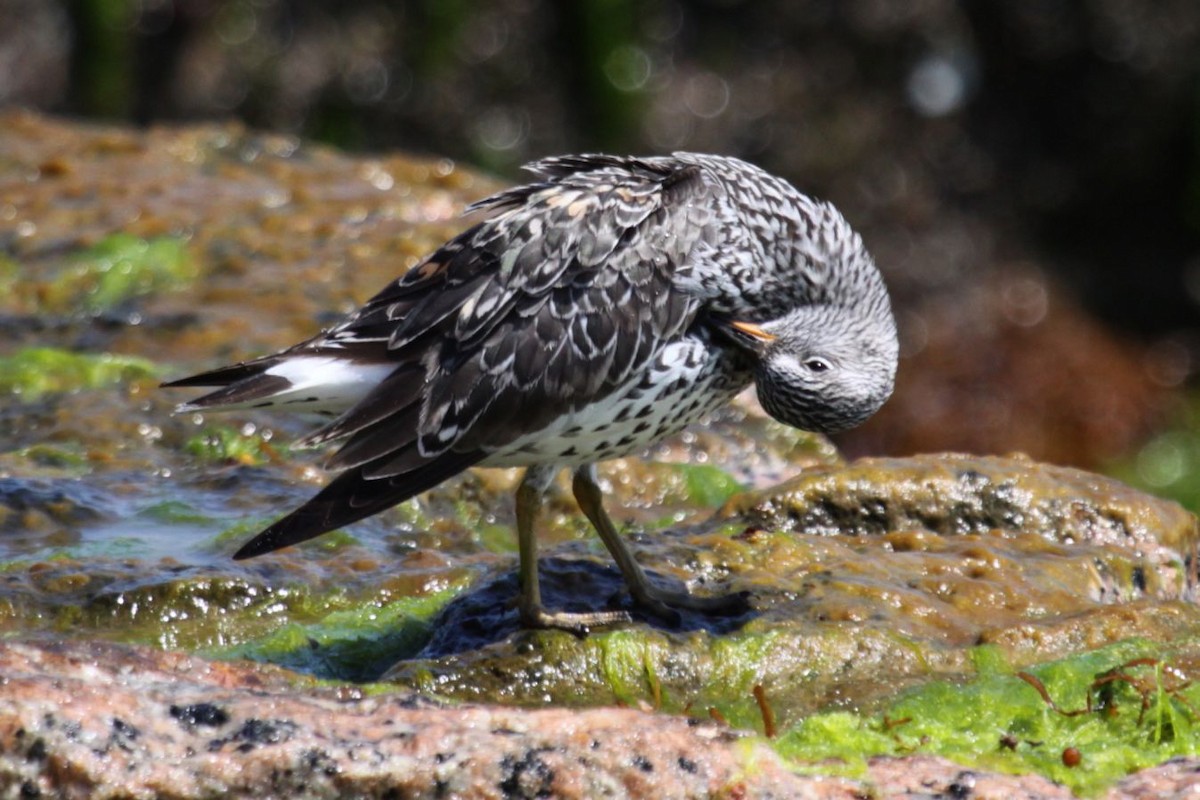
[[258, 357, 395, 414]]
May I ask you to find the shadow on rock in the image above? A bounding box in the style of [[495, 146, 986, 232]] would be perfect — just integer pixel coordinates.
[[417, 555, 757, 660]]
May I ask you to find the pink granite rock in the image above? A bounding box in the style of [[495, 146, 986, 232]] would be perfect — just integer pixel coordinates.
[[3, 639, 1198, 798], [0, 638, 858, 799]]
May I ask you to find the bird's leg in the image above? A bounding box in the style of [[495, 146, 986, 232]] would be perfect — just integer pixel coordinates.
[[515, 465, 632, 633], [572, 464, 750, 621]]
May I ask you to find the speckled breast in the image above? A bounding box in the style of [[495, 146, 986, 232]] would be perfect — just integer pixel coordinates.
[[482, 335, 753, 467]]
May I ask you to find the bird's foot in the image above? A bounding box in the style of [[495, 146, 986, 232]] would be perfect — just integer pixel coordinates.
[[633, 587, 752, 624], [519, 603, 633, 636]]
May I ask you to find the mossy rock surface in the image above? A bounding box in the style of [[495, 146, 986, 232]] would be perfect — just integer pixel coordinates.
[[3, 111, 1199, 796], [385, 454, 1199, 728]]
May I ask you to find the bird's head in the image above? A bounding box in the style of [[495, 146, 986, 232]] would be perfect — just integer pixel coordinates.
[[719, 303, 898, 434]]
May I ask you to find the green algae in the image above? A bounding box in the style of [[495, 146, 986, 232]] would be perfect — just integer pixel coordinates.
[[474, 521, 519, 554], [673, 463, 743, 507], [136, 500, 213, 526], [206, 517, 272, 549], [388, 615, 959, 723], [210, 587, 464, 682], [774, 638, 1200, 797], [16, 444, 89, 470], [0, 234, 195, 316], [183, 424, 291, 466], [0, 347, 159, 399], [0, 256, 18, 299], [61, 234, 195, 314], [3, 444, 91, 476]]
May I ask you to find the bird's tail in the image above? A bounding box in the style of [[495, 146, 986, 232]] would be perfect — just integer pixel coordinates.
[[232, 449, 481, 558], [162, 355, 396, 416]]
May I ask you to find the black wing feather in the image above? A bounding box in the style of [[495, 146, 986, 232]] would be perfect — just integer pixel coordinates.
[[160, 357, 281, 389], [313, 154, 718, 462], [232, 449, 483, 559]]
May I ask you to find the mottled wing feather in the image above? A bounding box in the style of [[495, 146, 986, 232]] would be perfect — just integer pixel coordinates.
[[316, 155, 721, 472], [229, 157, 725, 557]]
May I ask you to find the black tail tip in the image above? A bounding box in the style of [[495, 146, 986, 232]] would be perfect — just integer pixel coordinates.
[[230, 546, 257, 561], [231, 514, 328, 560], [232, 536, 276, 560], [231, 528, 284, 560]]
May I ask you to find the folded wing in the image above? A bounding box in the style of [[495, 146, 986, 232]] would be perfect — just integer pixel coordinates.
[[172, 155, 726, 556]]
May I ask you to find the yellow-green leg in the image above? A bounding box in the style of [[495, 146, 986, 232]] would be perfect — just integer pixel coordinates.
[[515, 465, 632, 633], [571, 464, 749, 620]]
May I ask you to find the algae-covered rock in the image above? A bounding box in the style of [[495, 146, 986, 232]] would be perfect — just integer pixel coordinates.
[[721, 452, 1198, 558], [387, 454, 1200, 729]]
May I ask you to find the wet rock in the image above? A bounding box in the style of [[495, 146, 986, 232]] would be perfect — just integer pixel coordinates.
[[721, 452, 1198, 593], [0, 477, 113, 549], [720, 450, 1200, 556], [864, 755, 1078, 800], [1, 638, 1194, 799], [0, 638, 853, 800], [385, 454, 1199, 725], [1108, 757, 1200, 800], [1, 112, 1197, 797]]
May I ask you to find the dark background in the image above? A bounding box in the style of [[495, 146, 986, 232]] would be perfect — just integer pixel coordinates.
[[3, 0, 1199, 467]]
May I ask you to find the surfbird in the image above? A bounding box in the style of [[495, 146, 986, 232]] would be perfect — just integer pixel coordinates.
[[165, 153, 899, 632]]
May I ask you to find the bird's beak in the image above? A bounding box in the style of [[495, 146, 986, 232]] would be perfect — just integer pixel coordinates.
[[728, 320, 777, 343], [715, 317, 777, 354]]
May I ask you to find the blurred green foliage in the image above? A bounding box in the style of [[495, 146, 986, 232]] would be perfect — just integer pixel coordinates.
[[0, 347, 158, 400], [1, 234, 195, 316], [70, 0, 134, 116], [1111, 395, 1200, 515]]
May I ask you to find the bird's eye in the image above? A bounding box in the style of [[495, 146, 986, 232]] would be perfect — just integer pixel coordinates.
[[804, 358, 830, 373]]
